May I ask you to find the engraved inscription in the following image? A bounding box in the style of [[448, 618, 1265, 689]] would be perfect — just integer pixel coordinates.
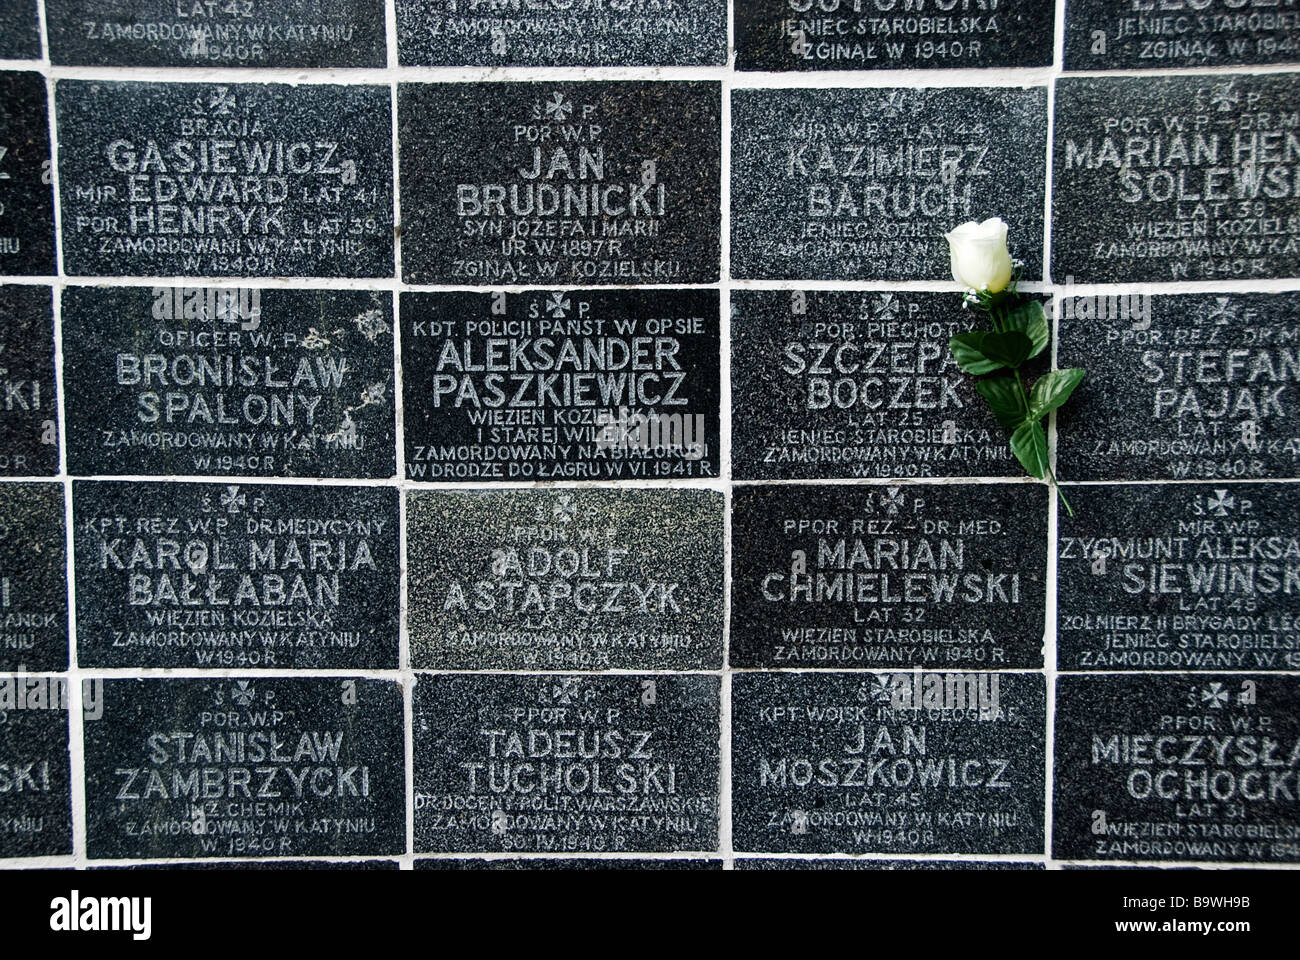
[[731, 484, 1048, 669], [732, 672, 1046, 855], [407, 488, 723, 670], [398, 82, 720, 285], [413, 674, 719, 854], [56, 81, 394, 278], [0, 483, 67, 673], [73, 480, 399, 669], [731, 87, 1047, 280], [83, 677, 405, 859], [62, 286, 395, 479], [731, 290, 1018, 480], [401, 289, 718, 482], [1059, 484, 1300, 671], [1053, 74, 1300, 282], [1057, 292, 1300, 480], [0, 72, 56, 276], [0, 286, 57, 476], [0, 699, 72, 858], [1054, 674, 1300, 862]]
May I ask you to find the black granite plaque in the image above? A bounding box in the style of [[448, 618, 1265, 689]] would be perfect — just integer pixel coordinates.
[[1054, 674, 1300, 863], [0, 73, 56, 277], [83, 677, 404, 860], [0, 1, 40, 60], [396, 0, 728, 66], [398, 82, 721, 285], [46, 0, 387, 68], [413, 674, 719, 854], [407, 488, 723, 671], [56, 80, 394, 278], [735, 858, 1043, 870], [1059, 483, 1300, 672], [416, 857, 721, 870], [731, 290, 1023, 481], [731, 87, 1047, 281], [72, 480, 399, 669], [731, 483, 1048, 669], [737, 0, 1054, 71], [101, 858, 400, 869], [62, 285, 396, 479], [732, 672, 1046, 855], [1053, 74, 1300, 283], [0, 483, 67, 673], [401, 289, 720, 482], [0, 285, 57, 476], [1057, 292, 1300, 481], [1065, 0, 1300, 70], [0, 694, 71, 857]]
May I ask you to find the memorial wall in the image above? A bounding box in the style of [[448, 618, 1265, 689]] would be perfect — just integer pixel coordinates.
[[0, 0, 1297, 870]]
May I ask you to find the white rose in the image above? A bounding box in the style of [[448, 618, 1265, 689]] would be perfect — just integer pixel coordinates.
[[945, 217, 1013, 294]]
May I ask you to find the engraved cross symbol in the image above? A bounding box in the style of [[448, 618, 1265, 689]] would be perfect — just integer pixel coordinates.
[[1203, 297, 1236, 325], [872, 294, 900, 321], [232, 681, 255, 707], [552, 678, 579, 705], [553, 495, 577, 523], [221, 485, 247, 514], [546, 293, 571, 318], [882, 487, 906, 516], [1199, 682, 1229, 709], [1207, 489, 1236, 517], [1210, 81, 1239, 113], [868, 677, 894, 703], [208, 86, 237, 115], [544, 93, 573, 121]]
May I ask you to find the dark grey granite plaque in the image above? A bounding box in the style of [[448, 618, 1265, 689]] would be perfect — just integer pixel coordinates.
[[0, 73, 56, 277], [1053, 74, 1300, 283], [398, 82, 721, 285], [1057, 292, 1300, 481], [0, 695, 71, 857], [413, 673, 719, 854], [61, 285, 395, 479], [55, 80, 394, 278], [737, 0, 1054, 71], [731, 290, 1022, 481], [416, 857, 721, 870], [0, 483, 67, 673], [1059, 483, 1300, 672], [731, 87, 1047, 281], [46, 0, 387, 68], [401, 289, 719, 482], [1065, 0, 1300, 70], [1054, 674, 1300, 863], [83, 677, 405, 860], [731, 483, 1048, 669], [396, 0, 727, 66], [0, 285, 57, 476], [100, 858, 400, 869], [72, 480, 399, 669], [732, 672, 1046, 855], [0, 1, 40, 60], [407, 488, 723, 671], [735, 858, 1043, 870]]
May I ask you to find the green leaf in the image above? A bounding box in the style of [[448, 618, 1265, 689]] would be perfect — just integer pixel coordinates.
[[949, 332, 1004, 376], [976, 376, 1029, 430], [1010, 420, 1049, 479], [1029, 368, 1086, 420], [979, 330, 1034, 369], [1003, 300, 1050, 359]]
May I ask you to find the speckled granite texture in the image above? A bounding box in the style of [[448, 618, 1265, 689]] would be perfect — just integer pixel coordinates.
[[0, 1, 1297, 872]]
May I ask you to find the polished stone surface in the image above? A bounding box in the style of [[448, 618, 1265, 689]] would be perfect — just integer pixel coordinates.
[[0, 72, 56, 276], [0, 285, 58, 476], [0, 693, 71, 858], [72, 480, 400, 669], [83, 677, 405, 859], [407, 488, 724, 671], [61, 286, 396, 479], [0, 482, 66, 672], [400, 288, 720, 482]]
